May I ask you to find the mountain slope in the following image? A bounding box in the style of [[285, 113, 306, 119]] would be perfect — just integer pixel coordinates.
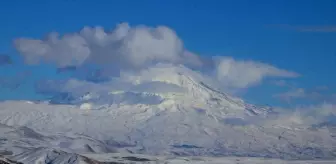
[[0, 64, 335, 161]]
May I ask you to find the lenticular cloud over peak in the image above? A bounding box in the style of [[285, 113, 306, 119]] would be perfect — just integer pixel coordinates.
[[14, 23, 201, 69]]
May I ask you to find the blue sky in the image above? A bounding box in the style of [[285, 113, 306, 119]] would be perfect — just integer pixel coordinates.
[[0, 0, 336, 107]]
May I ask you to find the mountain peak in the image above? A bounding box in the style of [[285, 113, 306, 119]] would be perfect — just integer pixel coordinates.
[[44, 64, 273, 116]]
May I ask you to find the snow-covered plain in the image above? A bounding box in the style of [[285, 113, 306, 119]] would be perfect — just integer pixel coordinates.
[[0, 64, 335, 163]]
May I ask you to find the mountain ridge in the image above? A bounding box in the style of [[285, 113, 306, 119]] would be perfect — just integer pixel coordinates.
[[0, 64, 335, 162]]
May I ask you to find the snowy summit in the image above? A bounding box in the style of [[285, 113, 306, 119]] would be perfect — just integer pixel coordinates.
[[0, 64, 335, 164]]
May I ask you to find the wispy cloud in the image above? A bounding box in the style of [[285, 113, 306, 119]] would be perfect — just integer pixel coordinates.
[[274, 87, 336, 104], [271, 103, 336, 126], [273, 88, 307, 101], [269, 24, 336, 32], [214, 57, 299, 89]]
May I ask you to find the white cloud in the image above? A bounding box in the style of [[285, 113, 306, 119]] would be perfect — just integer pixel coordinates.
[[14, 33, 90, 66], [14, 23, 299, 92], [273, 88, 306, 101], [293, 103, 336, 125], [311, 103, 336, 116], [274, 87, 335, 103], [214, 57, 299, 89], [14, 23, 202, 68], [257, 103, 336, 127], [35, 76, 186, 97]]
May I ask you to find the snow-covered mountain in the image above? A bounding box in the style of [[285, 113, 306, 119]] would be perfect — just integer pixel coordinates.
[[48, 64, 274, 117], [0, 64, 335, 163]]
